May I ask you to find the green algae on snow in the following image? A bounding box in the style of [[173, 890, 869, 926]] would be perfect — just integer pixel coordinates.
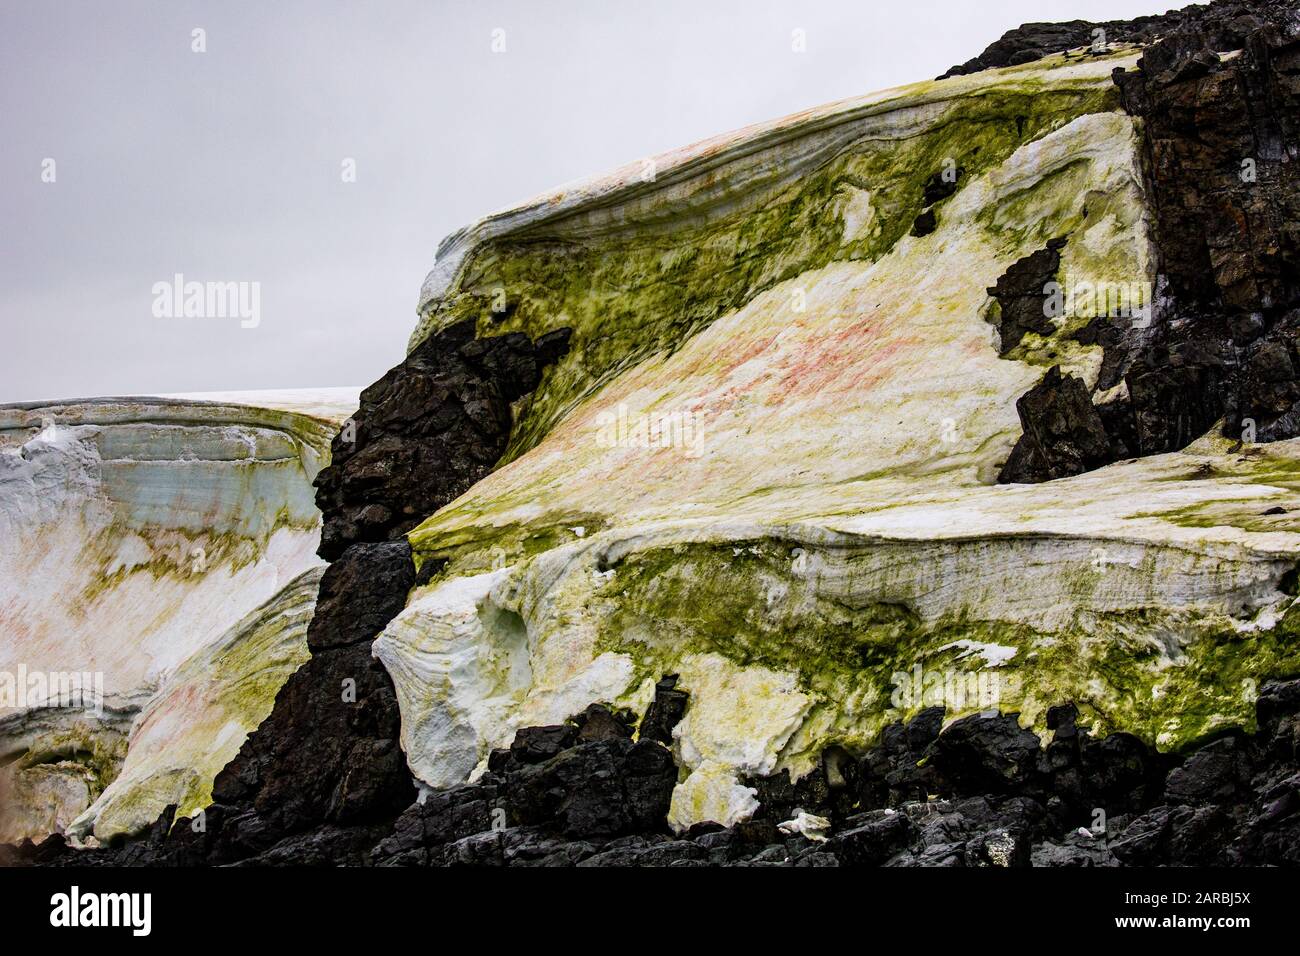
[[574, 536, 1300, 758], [0, 395, 343, 844], [380, 501, 1300, 833], [413, 56, 1134, 467], [381, 50, 1300, 829], [403, 107, 1152, 563], [69, 568, 319, 842]]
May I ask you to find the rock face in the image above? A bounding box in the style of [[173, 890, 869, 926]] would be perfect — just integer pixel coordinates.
[[8, 0, 1300, 868], [992, 1, 1300, 480], [997, 365, 1111, 482], [188, 541, 419, 864], [939, 0, 1286, 78], [986, 237, 1068, 354], [1116, 12, 1300, 445], [314, 321, 571, 559]]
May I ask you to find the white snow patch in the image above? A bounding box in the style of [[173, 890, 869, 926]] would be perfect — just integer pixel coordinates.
[[936, 639, 1019, 668]]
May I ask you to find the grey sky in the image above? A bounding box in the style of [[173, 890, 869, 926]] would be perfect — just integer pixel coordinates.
[[1, 0, 1176, 404]]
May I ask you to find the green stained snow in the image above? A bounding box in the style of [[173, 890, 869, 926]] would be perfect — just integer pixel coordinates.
[[372, 50, 1300, 829]]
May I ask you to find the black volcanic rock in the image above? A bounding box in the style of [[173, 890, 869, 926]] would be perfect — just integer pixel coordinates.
[[572, 702, 637, 743], [926, 712, 1043, 795], [505, 724, 579, 766], [1101, 11, 1300, 452], [910, 208, 937, 237], [504, 735, 677, 839], [986, 238, 1067, 354], [314, 319, 570, 560], [940, 18, 1170, 79], [938, 1, 1289, 79], [922, 167, 962, 206], [995, 2, 1300, 484], [828, 812, 916, 865], [858, 705, 943, 808], [637, 675, 689, 745], [194, 540, 419, 863], [1112, 7, 1300, 445], [998, 365, 1113, 482], [1164, 735, 1254, 805], [14, 676, 1300, 867]]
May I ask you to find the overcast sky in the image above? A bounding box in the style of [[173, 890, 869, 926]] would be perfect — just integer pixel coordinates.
[[0, 0, 1177, 403]]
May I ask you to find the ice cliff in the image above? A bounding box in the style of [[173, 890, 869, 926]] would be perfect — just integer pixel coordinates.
[[0, 391, 356, 842]]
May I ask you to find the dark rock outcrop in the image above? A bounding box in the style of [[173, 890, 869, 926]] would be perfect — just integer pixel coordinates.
[[502, 736, 677, 840], [1112, 11, 1300, 447], [998, 365, 1113, 483], [314, 319, 570, 560], [637, 675, 690, 746], [366, 674, 1300, 867], [997, 0, 1300, 483], [197, 541, 419, 860], [986, 237, 1068, 355], [939, 1, 1286, 79], [367, 701, 679, 866], [911, 166, 964, 237]]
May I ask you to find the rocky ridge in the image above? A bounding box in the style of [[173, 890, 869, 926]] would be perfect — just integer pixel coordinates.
[[1000, 0, 1300, 480]]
